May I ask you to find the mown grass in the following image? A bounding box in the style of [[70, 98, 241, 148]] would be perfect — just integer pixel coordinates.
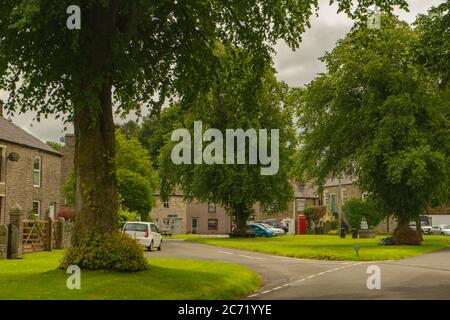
[[0, 250, 260, 300], [189, 235, 450, 261]]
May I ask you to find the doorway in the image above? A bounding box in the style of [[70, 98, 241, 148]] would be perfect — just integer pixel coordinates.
[[191, 218, 199, 234]]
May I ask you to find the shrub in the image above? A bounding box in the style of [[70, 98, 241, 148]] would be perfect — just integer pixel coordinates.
[[117, 169, 154, 220], [118, 207, 141, 228], [342, 198, 385, 229], [61, 232, 148, 272], [328, 230, 338, 235]]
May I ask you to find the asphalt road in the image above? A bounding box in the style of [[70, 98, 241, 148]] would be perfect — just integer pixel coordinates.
[[145, 240, 450, 300]]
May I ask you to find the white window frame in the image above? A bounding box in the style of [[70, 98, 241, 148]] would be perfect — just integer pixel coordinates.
[[296, 198, 306, 212], [341, 188, 347, 205], [33, 156, 42, 188], [162, 200, 169, 208], [323, 191, 330, 206], [362, 192, 370, 201], [0, 145, 6, 184], [32, 200, 41, 219], [208, 202, 216, 213]]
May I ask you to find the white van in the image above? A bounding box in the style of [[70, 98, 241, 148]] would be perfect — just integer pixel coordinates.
[[123, 222, 163, 251]]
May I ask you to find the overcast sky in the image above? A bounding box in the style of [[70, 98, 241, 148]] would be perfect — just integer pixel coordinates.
[[0, 0, 445, 143]]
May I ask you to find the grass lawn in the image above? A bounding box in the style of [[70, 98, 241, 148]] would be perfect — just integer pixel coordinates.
[[189, 235, 450, 261], [0, 251, 259, 300]]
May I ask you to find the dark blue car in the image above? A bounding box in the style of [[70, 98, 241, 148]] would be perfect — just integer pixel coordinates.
[[247, 223, 274, 237]]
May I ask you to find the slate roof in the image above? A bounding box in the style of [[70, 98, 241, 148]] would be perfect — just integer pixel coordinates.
[[0, 117, 61, 156]]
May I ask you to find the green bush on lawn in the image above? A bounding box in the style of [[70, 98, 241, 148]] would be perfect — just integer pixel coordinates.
[[61, 232, 147, 272]]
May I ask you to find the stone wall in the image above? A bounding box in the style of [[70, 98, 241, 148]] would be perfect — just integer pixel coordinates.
[[0, 225, 7, 259], [59, 134, 75, 206], [0, 140, 62, 225]]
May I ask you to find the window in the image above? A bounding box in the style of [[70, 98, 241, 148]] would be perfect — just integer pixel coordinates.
[[341, 189, 347, 204], [0, 146, 5, 183], [362, 192, 370, 201], [32, 201, 41, 219], [296, 199, 305, 212], [208, 219, 218, 231], [208, 202, 216, 213], [163, 218, 170, 228], [33, 157, 41, 187], [163, 201, 169, 208], [324, 191, 330, 206]]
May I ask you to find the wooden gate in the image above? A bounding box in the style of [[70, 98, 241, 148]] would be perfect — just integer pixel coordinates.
[[22, 219, 51, 253]]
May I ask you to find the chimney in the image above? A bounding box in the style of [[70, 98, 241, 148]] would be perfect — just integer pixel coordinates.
[[0, 99, 3, 118]]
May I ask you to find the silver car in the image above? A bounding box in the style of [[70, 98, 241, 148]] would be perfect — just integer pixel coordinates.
[[430, 225, 450, 236]]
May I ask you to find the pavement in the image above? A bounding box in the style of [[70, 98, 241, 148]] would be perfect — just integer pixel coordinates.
[[145, 240, 450, 300]]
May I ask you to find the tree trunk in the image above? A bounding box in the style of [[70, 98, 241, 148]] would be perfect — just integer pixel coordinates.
[[73, 79, 118, 238], [393, 215, 421, 245], [415, 216, 424, 242], [233, 203, 252, 233]]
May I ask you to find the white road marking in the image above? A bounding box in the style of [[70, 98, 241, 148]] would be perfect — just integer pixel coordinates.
[[218, 250, 234, 255], [239, 254, 266, 260], [248, 262, 364, 298]]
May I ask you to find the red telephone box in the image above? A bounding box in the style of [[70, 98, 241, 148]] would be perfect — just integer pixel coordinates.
[[297, 215, 307, 235]]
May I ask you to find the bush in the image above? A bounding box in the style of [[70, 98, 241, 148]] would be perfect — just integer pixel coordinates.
[[61, 232, 148, 272], [117, 169, 154, 220], [342, 198, 384, 229], [118, 207, 141, 228], [328, 230, 338, 235]]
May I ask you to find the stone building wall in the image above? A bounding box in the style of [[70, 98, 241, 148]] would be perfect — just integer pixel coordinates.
[[0, 140, 61, 225], [151, 195, 187, 234], [59, 134, 75, 207]]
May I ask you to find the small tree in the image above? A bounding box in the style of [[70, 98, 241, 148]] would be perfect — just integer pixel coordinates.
[[342, 198, 384, 230]]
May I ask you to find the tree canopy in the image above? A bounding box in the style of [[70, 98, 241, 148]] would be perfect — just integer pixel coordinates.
[[159, 48, 297, 229], [297, 15, 449, 244]]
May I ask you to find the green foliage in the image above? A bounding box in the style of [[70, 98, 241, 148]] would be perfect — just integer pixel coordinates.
[[116, 130, 158, 185], [46, 141, 62, 151], [414, 1, 450, 87], [117, 169, 154, 220], [0, 0, 408, 119], [139, 104, 183, 168], [297, 15, 450, 227], [159, 48, 297, 227], [63, 174, 76, 207], [63, 131, 158, 220], [343, 198, 384, 229], [118, 207, 141, 228], [61, 232, 148, 272]]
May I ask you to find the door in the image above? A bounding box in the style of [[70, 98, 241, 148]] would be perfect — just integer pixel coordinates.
[[191, 218, 199, 234]]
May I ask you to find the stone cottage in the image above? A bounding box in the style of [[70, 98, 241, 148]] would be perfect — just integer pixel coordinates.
[[0, 103, 62, 224]]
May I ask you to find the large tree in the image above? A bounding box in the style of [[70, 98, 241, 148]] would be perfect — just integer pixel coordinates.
[[297, 15, 450, 245], [159, 48, 297, 230], [0, 0, 407, 266]]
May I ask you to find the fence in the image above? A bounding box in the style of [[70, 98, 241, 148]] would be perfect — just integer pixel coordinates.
[[0, 204, 72, 259]]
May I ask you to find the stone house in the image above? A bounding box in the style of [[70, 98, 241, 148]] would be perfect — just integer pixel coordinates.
[[0, 106, 62, 224], [151, 181, 319, 235]]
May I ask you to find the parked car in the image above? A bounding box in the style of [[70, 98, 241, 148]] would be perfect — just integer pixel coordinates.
[[409, 222, 432, 235], [247, 223, 274, 237], [430, 225, 450, 236], [263, 219, 289, 233], [123, 221, 163, 251], [256, 222, 286, 235]]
